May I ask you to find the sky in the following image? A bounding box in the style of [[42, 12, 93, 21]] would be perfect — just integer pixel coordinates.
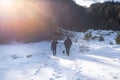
[[75, 0, 120, 7]]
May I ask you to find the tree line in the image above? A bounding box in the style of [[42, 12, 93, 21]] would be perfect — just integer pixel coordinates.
[[49, 0, 120, 31]]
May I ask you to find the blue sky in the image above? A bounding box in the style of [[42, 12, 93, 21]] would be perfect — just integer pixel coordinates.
[[75, 0, 120, 7]]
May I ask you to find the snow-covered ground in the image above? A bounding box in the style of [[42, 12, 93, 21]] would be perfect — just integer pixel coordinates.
[[0, 30, 120, 80]]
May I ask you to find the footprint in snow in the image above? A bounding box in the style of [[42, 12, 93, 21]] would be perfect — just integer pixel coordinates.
[[53, 74, 62, 79], [72, 64, 82, 72], [52, 67, 63, 79], [42, 53, 46, 55], [49, 78, 55, 80], [34, 66, 43, 75], [113, 76, 119, 79], [71, 64, 82, 80], [43, 63, 49, 67], [76, 78, 82, 80]]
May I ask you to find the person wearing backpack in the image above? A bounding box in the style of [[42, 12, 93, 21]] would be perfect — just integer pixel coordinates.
[[64, 36, 72, 56], [51, 39, 58, 56]]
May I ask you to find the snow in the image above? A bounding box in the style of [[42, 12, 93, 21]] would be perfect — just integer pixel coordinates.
[[0, 30, 120, 80]]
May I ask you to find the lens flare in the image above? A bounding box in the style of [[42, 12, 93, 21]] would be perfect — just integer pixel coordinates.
[[0, 0, 13, 6], [0, 0, 54, 41], [0, 0, 53, 28]]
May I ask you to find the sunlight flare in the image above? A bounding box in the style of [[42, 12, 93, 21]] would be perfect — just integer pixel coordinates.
[[0, 0, 54, 40], [0, 0, 53, 29], [0, 0, 14, 7]]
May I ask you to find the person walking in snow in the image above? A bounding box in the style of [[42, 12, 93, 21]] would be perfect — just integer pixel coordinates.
[[64, 36, 72, 56], [51, 39, 58, 56]]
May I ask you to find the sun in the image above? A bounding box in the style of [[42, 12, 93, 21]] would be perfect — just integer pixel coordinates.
[[0, 0, 53, 29], [0, 0, 19, 15], [0, 0, 13, 6], [0, 0, 36, 22], [0, 0, 55, 41], [0, 0, 15, 9]]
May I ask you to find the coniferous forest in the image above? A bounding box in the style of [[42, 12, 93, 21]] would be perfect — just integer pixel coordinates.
[[50, 0, 120, 31]]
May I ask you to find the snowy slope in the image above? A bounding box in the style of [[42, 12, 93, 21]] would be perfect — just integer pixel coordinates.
[[0, 30, 120, 80]]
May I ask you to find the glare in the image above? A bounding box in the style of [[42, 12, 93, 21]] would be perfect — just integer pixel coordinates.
[[0, 0, 53, 32], [0, 0, 19, 14], [0, 0, 14, 7]]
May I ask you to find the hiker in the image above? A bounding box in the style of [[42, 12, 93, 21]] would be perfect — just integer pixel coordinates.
[[51, 39, 58, 56], [64, 36, 72, 56]]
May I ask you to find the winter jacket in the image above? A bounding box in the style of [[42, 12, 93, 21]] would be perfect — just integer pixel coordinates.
[[51, 40, 58, 50], [64, 38, 72, 48]]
